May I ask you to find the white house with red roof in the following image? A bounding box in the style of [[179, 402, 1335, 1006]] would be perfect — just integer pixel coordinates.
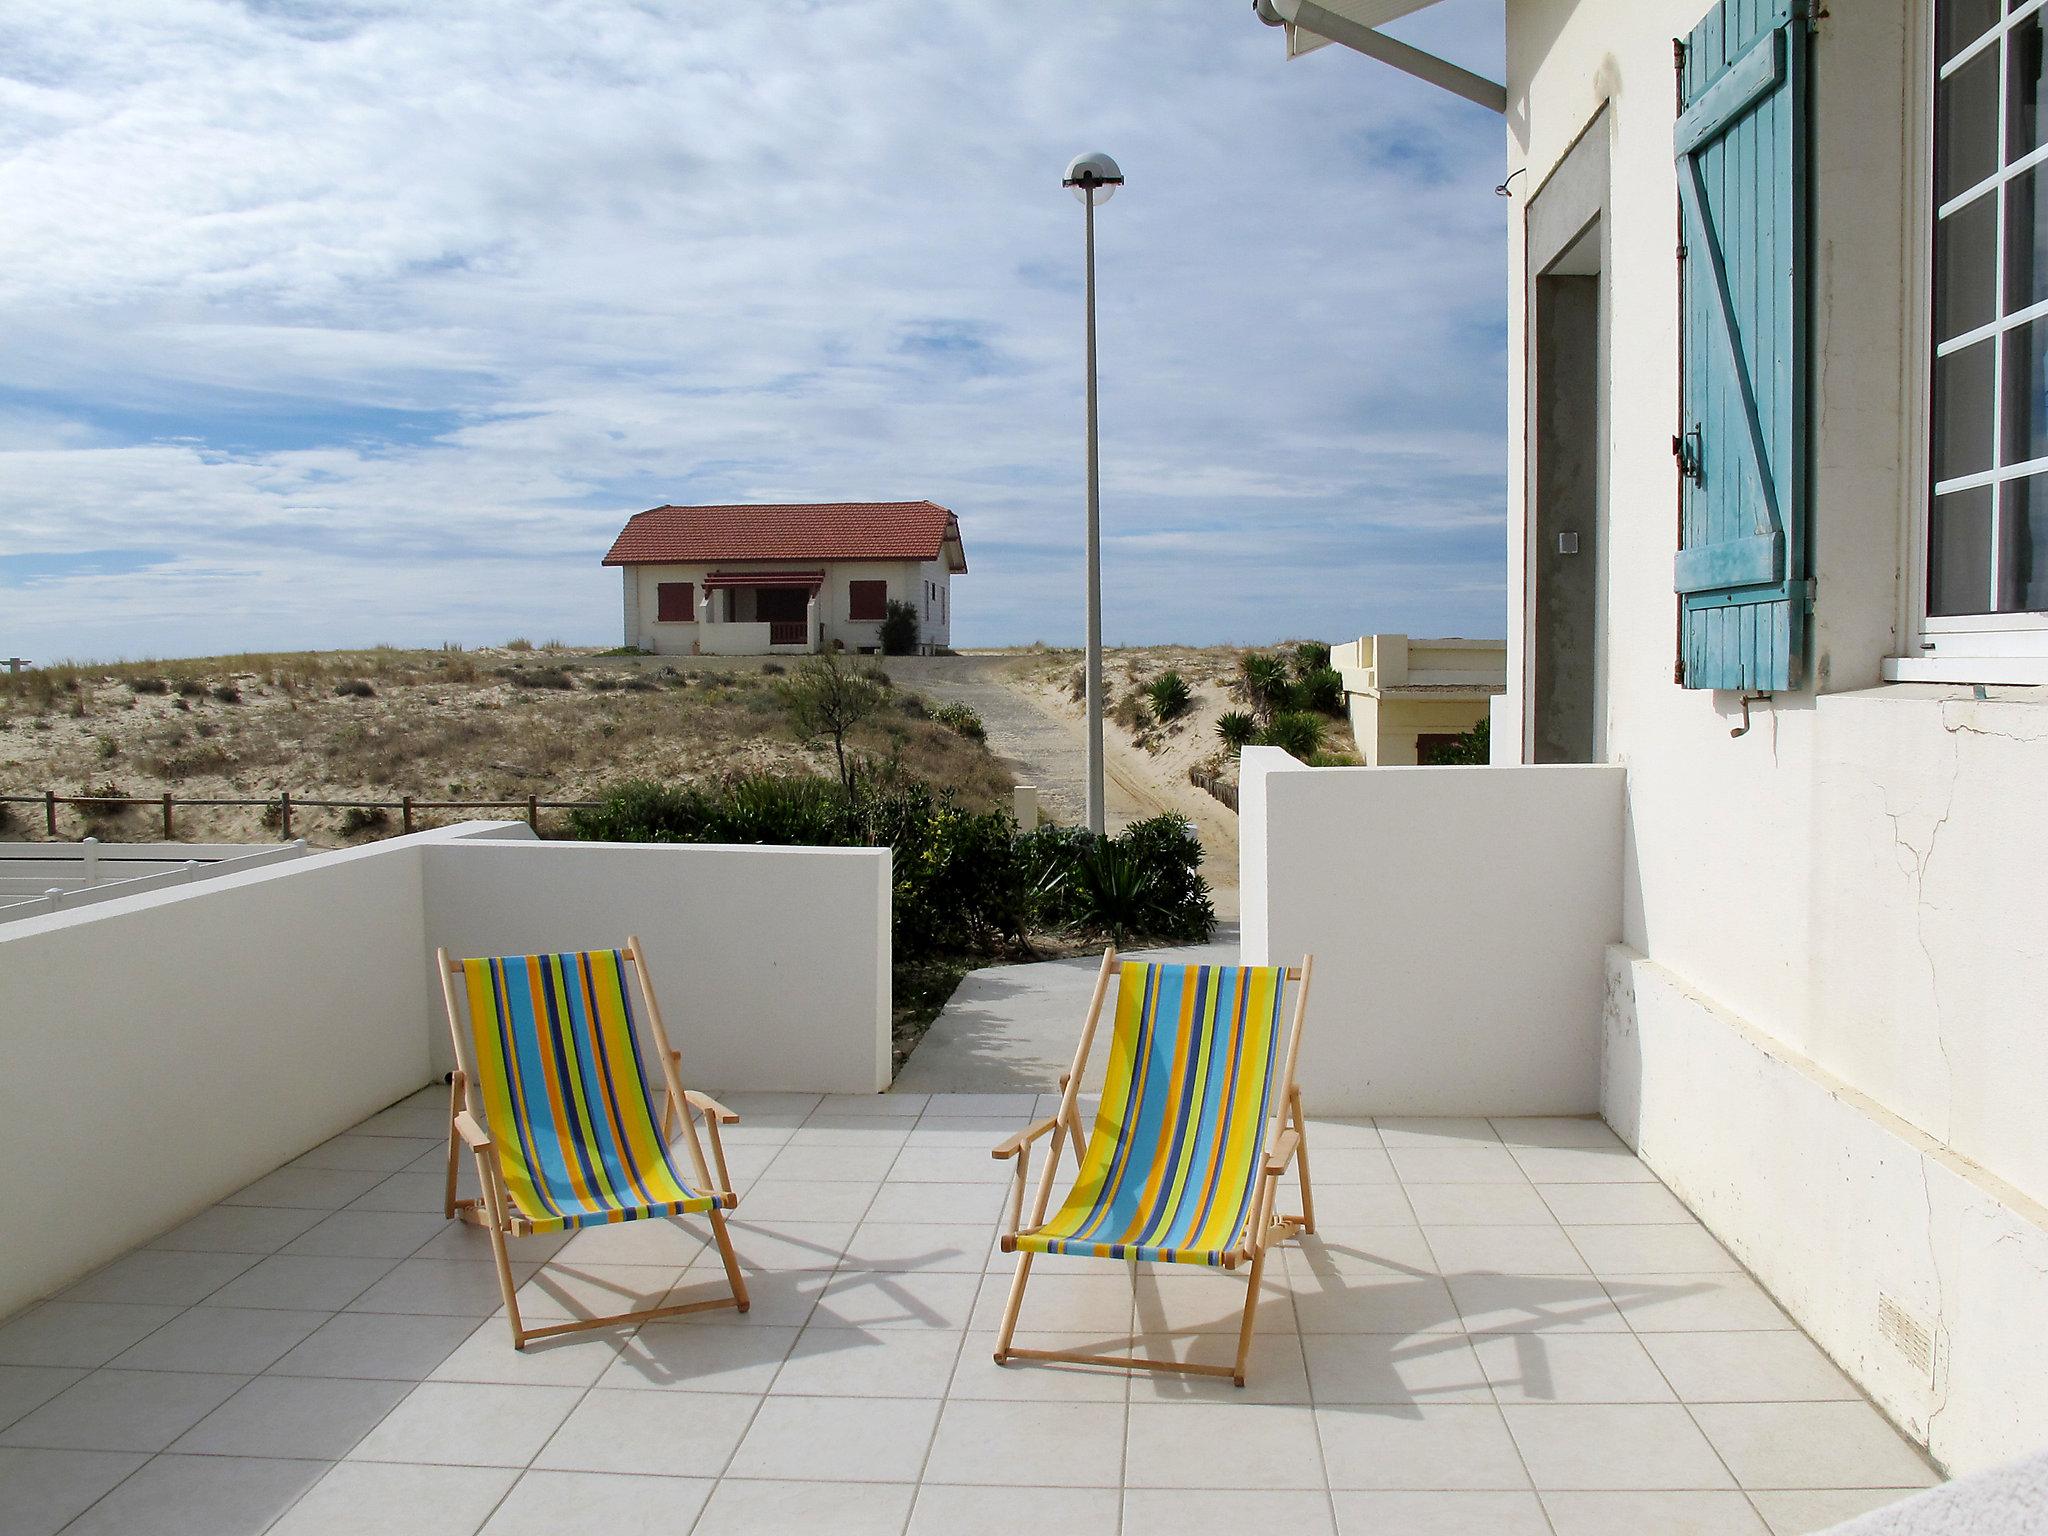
[[601, 500, 967, 656]]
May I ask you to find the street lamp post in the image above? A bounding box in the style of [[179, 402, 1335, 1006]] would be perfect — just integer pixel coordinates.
[[1063, 150, 1122, 836]]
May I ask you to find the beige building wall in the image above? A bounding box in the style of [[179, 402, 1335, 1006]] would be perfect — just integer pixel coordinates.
[[622, 558, 949, 655]]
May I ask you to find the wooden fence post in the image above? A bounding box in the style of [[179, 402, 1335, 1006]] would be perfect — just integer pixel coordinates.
[[45, 789, 57, 836], [527, 794, 539, 833], [279, 790, 292, 840], [161, 792, 175, 840], [402, 795, 415, 835]]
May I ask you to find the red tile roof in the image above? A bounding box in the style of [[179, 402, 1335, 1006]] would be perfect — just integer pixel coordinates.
[[602, 501, 966, 571]]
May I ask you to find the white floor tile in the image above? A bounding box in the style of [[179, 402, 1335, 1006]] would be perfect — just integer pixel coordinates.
[[1318, 1403, 1531, 1490], [953, 1332, 1131, 1401], [1310, 1185, 1422, 1225], [479, 1469, 713, 1536], [1542, 1490, 1769, 1535], [0, 1304, 185, 1369], [1310, 1148, 1400, 1183], [1689, 1402, 1939, 1491], [1331, 1490, 1552, 1534], [1642, 1331, 1860, 1403], [696, 1219, 852, 1275], [695, 1477, 914, 1533], [347, 1172, 457, 1214], [532, 1388, 756, 1476], [0, 1366, 88, 1431], [771, 1325, 961, 1397], [1503, 1403, 1735, 1490], [222, 1168, 389, 1210], [148, 1205, 326, 1254], [1375, 1118, 1505, 1148], [813, 1270, 982, 1331], [1131, 1268, 1297, 1335], [660, 1268, 825, 1328], [1306, 1333, 1492, 1405], [0, 1369, 245, 1453], [1508, 1147, 1658, 1184], [600, 1323, 798, 1395], [1426, 1226, 1590, 1277], [58, 1452, 329, 1536], [1749, 1488, 1920, 1533], [971, 1271, 1133, 1334], [205, 1255, 398, 1312], [1471, 1332, 1677, 1404], [1126, 1487, 1336, 1533], [1537, 1183, 1695, 1225], [172, 1374, 409, 1459], [922, 1397, 1127, 1486], [1491, 1118, 1625, 1152], [909, 1482, 1121, 1535], [59, 1250, 258, 1308], [347, 1258, 536, 1317], [1601, 1273, 1793, 1333], [1285, 1226, 1436, 1277], [886, 1145, 1015, 1183], [292, 1134, 441, 1173], [1127, 1331, 1313, 1403], [267, 1460, 515, 1536], [513, 1263, 683, 1322], [348, 1381, 583, 1468], [549, 1220, 707, 1269], [726, 1393, 938, 1482], [761, 1144, 902, 1183], [108, 1306, 328, 1374], [840, 1221, 997, 1272], [267, 1312, 479, 1381], [1447, 1276, 1628, 1334], [282, 1210, 454, 1260], [864, 1179, 1006, 1224], [0, 1446, 148, 1536], [1404, 1184, 1555, 1226], [1568, 1224, 1738, 1275], [732, 1180, 878, 1223], [1125, 1401, 1325, 1488], [1294, 1275, 1465, 1335], [431, 1323, 625, 1387], [1393, 1147, 1530, 1184]]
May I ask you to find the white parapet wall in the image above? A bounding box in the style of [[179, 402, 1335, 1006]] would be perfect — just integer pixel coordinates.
[[0, 823, 892, 1320], [420, 838, 892, 1095], [1238, 747, 1624, 1115]]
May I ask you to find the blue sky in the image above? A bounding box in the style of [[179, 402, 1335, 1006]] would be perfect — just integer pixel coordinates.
[[0, 0, 1508, 660]]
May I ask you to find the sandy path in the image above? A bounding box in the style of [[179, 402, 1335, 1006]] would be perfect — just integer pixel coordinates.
[[882, 654, 1239, 918]]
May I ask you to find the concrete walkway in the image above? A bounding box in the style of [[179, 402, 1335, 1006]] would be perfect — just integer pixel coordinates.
[[891, 925, 1241, 1094]]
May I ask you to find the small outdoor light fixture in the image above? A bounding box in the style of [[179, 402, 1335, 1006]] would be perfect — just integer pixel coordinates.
[[1063, 151, 1122, 836]]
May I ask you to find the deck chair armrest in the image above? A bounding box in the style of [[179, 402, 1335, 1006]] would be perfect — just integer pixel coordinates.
[[1263, 1128, 1300, 1176], [454, 1110, 492, 1151], [683, 1089, 740, 1124], [992, 1116, 1060, 1160]]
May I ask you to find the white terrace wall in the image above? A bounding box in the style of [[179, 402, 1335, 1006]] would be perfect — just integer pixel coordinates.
[[421, 839, 892, 1095], [1238, 749, 1623, 1115], [0, 824, 892, 1320]]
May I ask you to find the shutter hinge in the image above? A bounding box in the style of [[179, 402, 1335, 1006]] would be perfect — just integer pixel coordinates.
[[1797, 578, 1817, 613], [1672, 428, 1703, 484]]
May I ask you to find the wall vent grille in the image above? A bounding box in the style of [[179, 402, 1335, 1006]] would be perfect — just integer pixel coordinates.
[[1877, 1291, 1936, 1382]]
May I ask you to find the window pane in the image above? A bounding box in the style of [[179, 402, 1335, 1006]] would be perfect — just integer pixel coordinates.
[[1939, 191, 1998, 339], [1934, 336, 1997, 479], [2005, 167, 2048, 314], [2004, 317, 2048, 463], [1938, 46, 2002, 204], [2012, 15, 2048, 157], [1930, 486, 1997, 614], [2000, 474, 2048, 610], [1941, 0, 1999, 65]]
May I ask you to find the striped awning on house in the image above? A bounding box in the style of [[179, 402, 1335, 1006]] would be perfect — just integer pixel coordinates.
[[702, 570, 826, 590]]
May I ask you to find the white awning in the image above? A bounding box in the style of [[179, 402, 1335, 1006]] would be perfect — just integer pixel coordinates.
[[1257, 0, 1507, 115]]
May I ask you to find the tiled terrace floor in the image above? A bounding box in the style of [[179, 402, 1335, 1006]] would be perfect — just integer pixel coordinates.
[[0, 1089, 1939, 1536]]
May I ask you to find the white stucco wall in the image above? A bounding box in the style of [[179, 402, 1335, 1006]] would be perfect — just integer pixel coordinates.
[[1239, 748, 1623, 1115], [1505, 0, 2048, 1470], [0, 824, 893, 1320]]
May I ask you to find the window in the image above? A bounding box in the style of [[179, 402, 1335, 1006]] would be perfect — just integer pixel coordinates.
[[655, 582, 694, 622], [1924, 0, 2048, 648], [848, 580, 886, 621]]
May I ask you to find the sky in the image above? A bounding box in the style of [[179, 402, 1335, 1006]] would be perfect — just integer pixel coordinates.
[[0, 0, 1509, 661]]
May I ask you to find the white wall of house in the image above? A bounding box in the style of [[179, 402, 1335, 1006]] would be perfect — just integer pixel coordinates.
[[0, 824, 893, 1320], [622, 559, 953, 655], [1239, 748, 1623, 1116], [1504, 0, 2048, 1470]]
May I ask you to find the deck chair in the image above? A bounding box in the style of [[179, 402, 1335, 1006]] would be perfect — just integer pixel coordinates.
[[990, 951, 1315, 1387], [436, 935, 750, 1348]]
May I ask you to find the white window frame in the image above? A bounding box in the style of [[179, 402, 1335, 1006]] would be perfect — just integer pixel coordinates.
[[1893, 0, 2048, 683]]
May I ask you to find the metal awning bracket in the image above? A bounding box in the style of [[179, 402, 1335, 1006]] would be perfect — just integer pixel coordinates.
[[1257, 0, 1507, 115]]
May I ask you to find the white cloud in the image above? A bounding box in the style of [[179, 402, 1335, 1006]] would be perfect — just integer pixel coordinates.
[[0, 0, 1507, 658]]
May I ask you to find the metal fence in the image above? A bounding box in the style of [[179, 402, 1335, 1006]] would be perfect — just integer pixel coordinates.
[[0, 789, 602, 841]]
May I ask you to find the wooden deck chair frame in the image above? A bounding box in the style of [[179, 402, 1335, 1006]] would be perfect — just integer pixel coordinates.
[[437, 934, 751, 1348], [989, 949, 1316, 1387]]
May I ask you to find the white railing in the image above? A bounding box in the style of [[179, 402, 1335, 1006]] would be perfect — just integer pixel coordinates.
[[0, 839, 310, 923]]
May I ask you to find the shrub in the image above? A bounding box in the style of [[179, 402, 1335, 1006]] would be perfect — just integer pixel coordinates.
[[95, 736, 118, 761], [1295, 666, 1345, 715], [333, 678, 375, 699], [210, 683, 242, 704], [1238, 654, 1292, 720], [338, 805, 390, 838], [930, 702, 986, 742], [175, 679, 207, 699], [79, 781, 132, 822], [1260, 711, 1327, 759], [1109, 692, 1149, 734], [1145, 671, 1192, 722], [760, 662, 785, 676], [879, 600, 920, 656], [129, 677, 169, 695], [507, 666, 575, 690], [1216, 711, 1258, 753], [778, 653, 889, 792], [1292, 641, 1332, 676], [1424, 716, 1490, 766], [505, 637, 534, 652]]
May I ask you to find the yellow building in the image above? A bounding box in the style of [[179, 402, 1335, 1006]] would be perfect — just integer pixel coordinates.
[[1329, 635, 1506, 766]]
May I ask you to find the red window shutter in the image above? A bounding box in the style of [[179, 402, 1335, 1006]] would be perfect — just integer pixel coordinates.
[[849, 580, 886, 621], [656, 582, 694, 622]]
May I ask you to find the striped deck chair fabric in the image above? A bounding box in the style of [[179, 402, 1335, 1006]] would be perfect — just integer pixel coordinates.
[[460, 950, 725, 1234], [1016, 963, 1286, 1266]]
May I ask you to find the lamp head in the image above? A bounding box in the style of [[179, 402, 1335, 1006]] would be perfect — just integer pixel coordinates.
[[1063, 151, 1124, 206], [1252, 0, 1287, 24]]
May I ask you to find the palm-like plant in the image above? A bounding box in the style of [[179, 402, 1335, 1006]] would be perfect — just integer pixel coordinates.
[[1145, 671, 1192, 722], [1238, 654, 1292, 721], [1259, 711, 1326, 759], [1216, 711, 1258, 754]]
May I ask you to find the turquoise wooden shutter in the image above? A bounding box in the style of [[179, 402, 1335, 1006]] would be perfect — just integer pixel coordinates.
[[1674, 0, 1812, 690]]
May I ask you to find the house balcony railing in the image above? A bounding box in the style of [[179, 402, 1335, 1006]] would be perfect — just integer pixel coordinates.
[[768, 619, 808, 647]]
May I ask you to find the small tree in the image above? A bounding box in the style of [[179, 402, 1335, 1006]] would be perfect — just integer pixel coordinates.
[[880, 600, 920, 656], [1427, 715, 1490, 765], [778, 653, 888, 793]]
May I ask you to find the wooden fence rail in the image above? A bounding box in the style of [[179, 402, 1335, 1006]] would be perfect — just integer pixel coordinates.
[[1187, 766, 1239, 813], [0, 789, 602, 841]]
